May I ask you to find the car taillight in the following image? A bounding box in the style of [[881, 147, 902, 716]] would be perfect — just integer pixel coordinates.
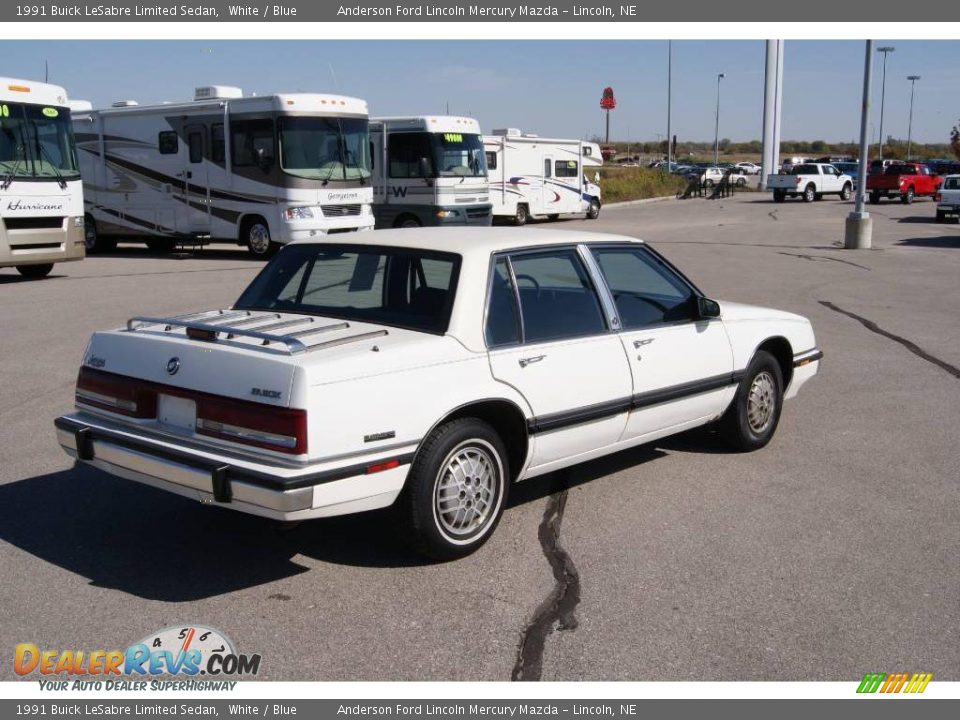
[[76, 367, 156, 418], [934, 192, 941, 201], [196, 397, 307, 455], [795, 177, 801, 185]]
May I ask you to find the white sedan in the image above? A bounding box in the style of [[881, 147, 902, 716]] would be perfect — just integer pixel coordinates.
[[55, 229, 822, 559], [735, 162, 763, 175]]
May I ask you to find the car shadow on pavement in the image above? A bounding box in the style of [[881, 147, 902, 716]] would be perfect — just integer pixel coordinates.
[[897, 215, 940, 224], [0, 273, 69, 285], [896, 235, 960, 248]]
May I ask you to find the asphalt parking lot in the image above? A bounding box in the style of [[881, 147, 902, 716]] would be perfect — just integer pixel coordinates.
[[1, 193, 958, 681]]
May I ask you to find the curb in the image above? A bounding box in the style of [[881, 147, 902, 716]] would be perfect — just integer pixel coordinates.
[[603, 195, 677, 209]]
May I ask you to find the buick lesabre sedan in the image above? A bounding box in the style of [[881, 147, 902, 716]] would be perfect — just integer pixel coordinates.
[[56, 229, 822, 559]]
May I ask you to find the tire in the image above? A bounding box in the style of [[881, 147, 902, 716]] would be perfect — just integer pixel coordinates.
[[394, 215, 421, 229], [773, 190, 786, 203], [146, 238, 177, 253], [718, 350, 784, 452], [936, 211, 946, 223], [901, 186, 915, 204], [16, 264, 54, 279], [513, 204, 528, 226], [586, 198, 601, 220], [736, 177, 747, 187], [840, 183, 852, 201], [83, 216, 116, 254], [869, 192, 881, 204], [803, 184, 816, 203], [243, 218, 277, 259], [397, 418, 509, 561]]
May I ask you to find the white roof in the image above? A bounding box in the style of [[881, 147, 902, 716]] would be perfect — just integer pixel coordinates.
[[87, 92, 367, 117], [0, 76, 69, 106], [371, 116, 481, 134]]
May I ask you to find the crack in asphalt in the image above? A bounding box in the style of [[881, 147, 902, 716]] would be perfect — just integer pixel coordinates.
[[511, 479, 580, 682], [819, 301, 960, 379], [778, 252, 871, 271]]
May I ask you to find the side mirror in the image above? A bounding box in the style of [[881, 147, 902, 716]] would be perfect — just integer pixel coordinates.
[[696, 297, 721, 319]]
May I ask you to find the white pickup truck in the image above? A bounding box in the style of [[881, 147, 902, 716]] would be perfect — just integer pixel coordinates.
[[55, 228, 822, 559], [767, 163, 854, 203], [935, 175, 960, 223]]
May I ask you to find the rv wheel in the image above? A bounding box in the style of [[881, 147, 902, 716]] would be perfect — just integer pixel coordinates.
[[146, 239, 176, 254], [16, 264, 54, 279], [395, 216, 421, 229], [513, 204, 528, 226], [587, 198, 601, 220], [244, 218, 277, 258]]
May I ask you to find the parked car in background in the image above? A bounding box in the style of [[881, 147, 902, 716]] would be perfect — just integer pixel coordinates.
[[686, 166, 747, 188], [866, 162, 941, 204], [735, 162, 762, 175], [767, 163, 853, 203], [935, 175, 960, 223], [780, 156, 812, 173], [54, 228, 822, 559]]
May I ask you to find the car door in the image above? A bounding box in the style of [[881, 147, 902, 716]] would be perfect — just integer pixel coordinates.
[[588, 244, 734, 441], [485, 248, 632, 471], [822, 165, 841, 193]]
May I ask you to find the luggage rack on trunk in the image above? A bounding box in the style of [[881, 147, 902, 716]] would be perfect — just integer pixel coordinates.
[[125, 309, 387, 355]]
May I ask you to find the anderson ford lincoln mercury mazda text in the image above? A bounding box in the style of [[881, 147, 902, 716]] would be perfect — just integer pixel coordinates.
[[55, 228, 822, 559]]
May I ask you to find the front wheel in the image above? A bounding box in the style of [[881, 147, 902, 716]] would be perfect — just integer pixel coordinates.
[[803, 184, 816, 203], [244, 219, 277, 259], [901, 186, 915, 204], [718, 350, 784, 452], [397, 418, 509, 561], [586, 198, 601, 220], [840, 183, 852, 201], [513, 204, 529, 226], [16, 263, 54, 279]]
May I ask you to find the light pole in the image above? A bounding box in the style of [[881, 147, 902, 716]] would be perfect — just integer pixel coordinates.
[[906, 75, 921, 160], [666, 40, 673, 171], [876, 46, 895, 159], [844, 40, 875, 250], [713, 72, 725, 166]]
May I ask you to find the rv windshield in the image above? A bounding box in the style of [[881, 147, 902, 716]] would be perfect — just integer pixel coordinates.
[[278, 116, 371, 182], [432, 133, 486, 177], [0, 102, 79, 181]]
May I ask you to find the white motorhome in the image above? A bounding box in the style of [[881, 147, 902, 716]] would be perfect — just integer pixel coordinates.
[[484, 129, 602, 225], [370, 116, 491, 228], [73, 86, 374, 258], [1, 77, 85, 279]]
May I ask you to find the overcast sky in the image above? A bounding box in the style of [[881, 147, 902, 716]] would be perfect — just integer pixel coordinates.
[[4, 40, 957, 144]]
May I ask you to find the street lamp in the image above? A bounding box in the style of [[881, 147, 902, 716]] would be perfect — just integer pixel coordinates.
[[876, 46, 895, 159], [714, 72, 725, 166], [906, 75, 921, 160]]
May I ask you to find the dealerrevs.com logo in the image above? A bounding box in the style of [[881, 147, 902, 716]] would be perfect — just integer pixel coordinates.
[[14, 626, 261, 689], [857, 672, 933, 694]]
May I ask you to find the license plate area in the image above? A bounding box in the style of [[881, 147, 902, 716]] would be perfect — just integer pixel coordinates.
[[157, 394, 197, 432]]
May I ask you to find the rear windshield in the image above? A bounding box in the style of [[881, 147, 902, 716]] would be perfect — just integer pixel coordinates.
[[235, 244, 461, 334], [790, 164, 819, 175], [943, 177, 960, 190], [885, 164, 916, 175]]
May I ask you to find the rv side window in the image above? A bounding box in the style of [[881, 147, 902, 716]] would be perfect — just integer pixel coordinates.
[[543, 159, 552, 178], [211, 124, 225, 163], [555, 160, 578, 178], [188, 130, 204, 164], [231, 119, 276, 169], [158, 132, 178, 155], [485, 151, 497, 170], [389, 132, 433, 178]]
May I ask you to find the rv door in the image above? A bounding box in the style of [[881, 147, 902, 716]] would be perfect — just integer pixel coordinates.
[[541, 155, 554, 214], [178, 122, 211, 234]]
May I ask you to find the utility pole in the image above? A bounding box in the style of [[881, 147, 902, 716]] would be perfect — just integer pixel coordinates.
[[906, 75, 921, 160], [713, 72, 725, 166], [845, 40, 875, 250], [761, 40, 784, 190], [876, 46, 895, 159], [666, 40, 672, 170]]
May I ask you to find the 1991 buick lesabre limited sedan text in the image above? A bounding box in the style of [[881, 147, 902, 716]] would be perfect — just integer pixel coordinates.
[[56, 228, 822, 559]]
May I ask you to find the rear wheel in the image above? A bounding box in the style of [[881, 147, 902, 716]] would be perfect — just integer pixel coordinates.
[[397, 418, 509, 561], [840, 183, 852, 201], [394, 215, 421, 229], [773, 189, 786, 203], [586, 198, 601, 220], [803, 184, 816, 203], [936, 210, 946, 223], [16, 264, 54, 279], [901, 186, 915, 204], [243, 218, 277, 259], [719, 350, 784, 452], [736, 176, 747, 187], [145, 238, 177, 253], [869, 191, 881, 204], [513, 204, 529, 226]]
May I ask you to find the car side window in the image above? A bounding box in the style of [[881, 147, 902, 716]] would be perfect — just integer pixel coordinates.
[[485, 257, 521, 347], [590, 246, 696, 329], [508, 249, 607, 344]]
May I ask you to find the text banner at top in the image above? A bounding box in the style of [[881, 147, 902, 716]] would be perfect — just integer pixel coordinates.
[[4, 0, 958, 22]]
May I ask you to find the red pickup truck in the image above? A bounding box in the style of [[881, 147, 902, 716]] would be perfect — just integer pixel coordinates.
[[867, 162, 941, 204]]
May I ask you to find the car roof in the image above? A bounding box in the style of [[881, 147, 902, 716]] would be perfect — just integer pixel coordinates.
[[287, 227, 645, 256]]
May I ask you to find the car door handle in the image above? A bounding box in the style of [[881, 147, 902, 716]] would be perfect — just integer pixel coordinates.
[[518, 355, 546, 368], [633, 338, 655, 348]]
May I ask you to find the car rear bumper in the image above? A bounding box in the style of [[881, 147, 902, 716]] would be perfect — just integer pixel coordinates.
[[937, 203, 959, 217], [55, 413, 412, 521]]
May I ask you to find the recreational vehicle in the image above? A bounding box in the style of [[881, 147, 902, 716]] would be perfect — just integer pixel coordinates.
[[484, 129, 602, 225], [1, 77, 85, 279], [73, 86, 374, 258], [370, 116, 491, 228]]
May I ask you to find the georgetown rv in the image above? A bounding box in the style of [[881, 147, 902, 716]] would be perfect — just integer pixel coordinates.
[[370, 115, 491, 228], [73, 86, 374, 257], [1, 77, 85, 279], [483, 129, 602, 225]]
